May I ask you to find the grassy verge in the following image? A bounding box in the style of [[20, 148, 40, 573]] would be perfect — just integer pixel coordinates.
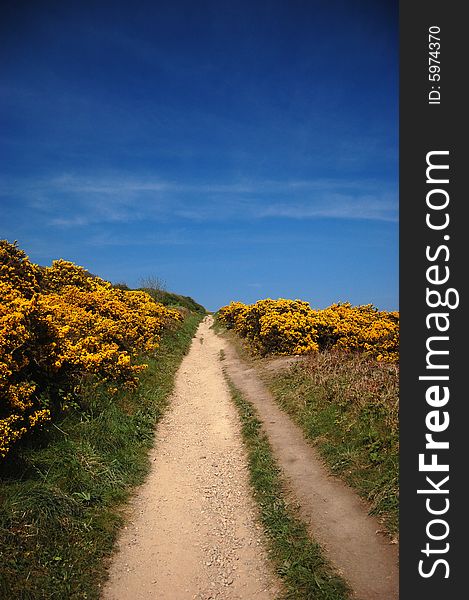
[[224, 374, 351, 600], [0, 313, 202, 599], [214, 315, 399, 536], [265, 351, 399, 536]]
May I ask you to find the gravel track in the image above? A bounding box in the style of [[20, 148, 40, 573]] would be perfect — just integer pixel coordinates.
[[102, 317, 280, 600], [103, 316, 399, 600]]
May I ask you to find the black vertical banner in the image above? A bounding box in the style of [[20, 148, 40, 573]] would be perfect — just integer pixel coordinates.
[[400, 2, 466, 598]]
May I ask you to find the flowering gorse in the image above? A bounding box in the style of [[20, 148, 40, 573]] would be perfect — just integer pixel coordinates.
[[218, 298, 399, 362], [0, 240, 182, 459]]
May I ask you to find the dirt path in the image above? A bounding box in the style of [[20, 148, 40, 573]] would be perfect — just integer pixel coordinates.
[[102, 317, 280, 600], [220, 334, 399, 600], [103, 317, 398, 600]]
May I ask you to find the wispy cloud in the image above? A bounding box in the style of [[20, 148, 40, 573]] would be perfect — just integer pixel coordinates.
[[86, 229, 191, 247], [49, 215, 90, 227], [247, 282, 263, 288], [1, 173, 398, 228], [257, 194, 397, 222]]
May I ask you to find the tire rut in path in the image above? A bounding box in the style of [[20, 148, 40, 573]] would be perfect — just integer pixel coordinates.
[[102, 317, 280, 600], [220, 331, 399, 600]]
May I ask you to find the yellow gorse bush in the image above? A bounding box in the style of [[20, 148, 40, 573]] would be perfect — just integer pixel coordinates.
[[0, 240, 182, 459], [219, 299, 318, 356], [218, 298, 399, 362], [312, 302, 399, 362]]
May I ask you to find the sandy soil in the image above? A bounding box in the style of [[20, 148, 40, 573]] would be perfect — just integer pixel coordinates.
[[220, 333, 399, 600], [102, 317, 280, 600], [103, 317, 399, 600]]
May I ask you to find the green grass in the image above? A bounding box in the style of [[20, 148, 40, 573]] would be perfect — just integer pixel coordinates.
[[112, 281, 206, 313], [213, 317, 398, 535], [266, 351, 399, 536], [139, 287, 206, 314], [0, 313, 202, 599], [224, 376, 351, 600], [210, 315, 224, 334]]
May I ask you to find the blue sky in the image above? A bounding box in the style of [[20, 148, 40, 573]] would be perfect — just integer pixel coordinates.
[[1, 0, 398, 311]]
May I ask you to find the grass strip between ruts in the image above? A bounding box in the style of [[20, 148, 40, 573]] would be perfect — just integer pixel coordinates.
[[223, 371, 351, 600]]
